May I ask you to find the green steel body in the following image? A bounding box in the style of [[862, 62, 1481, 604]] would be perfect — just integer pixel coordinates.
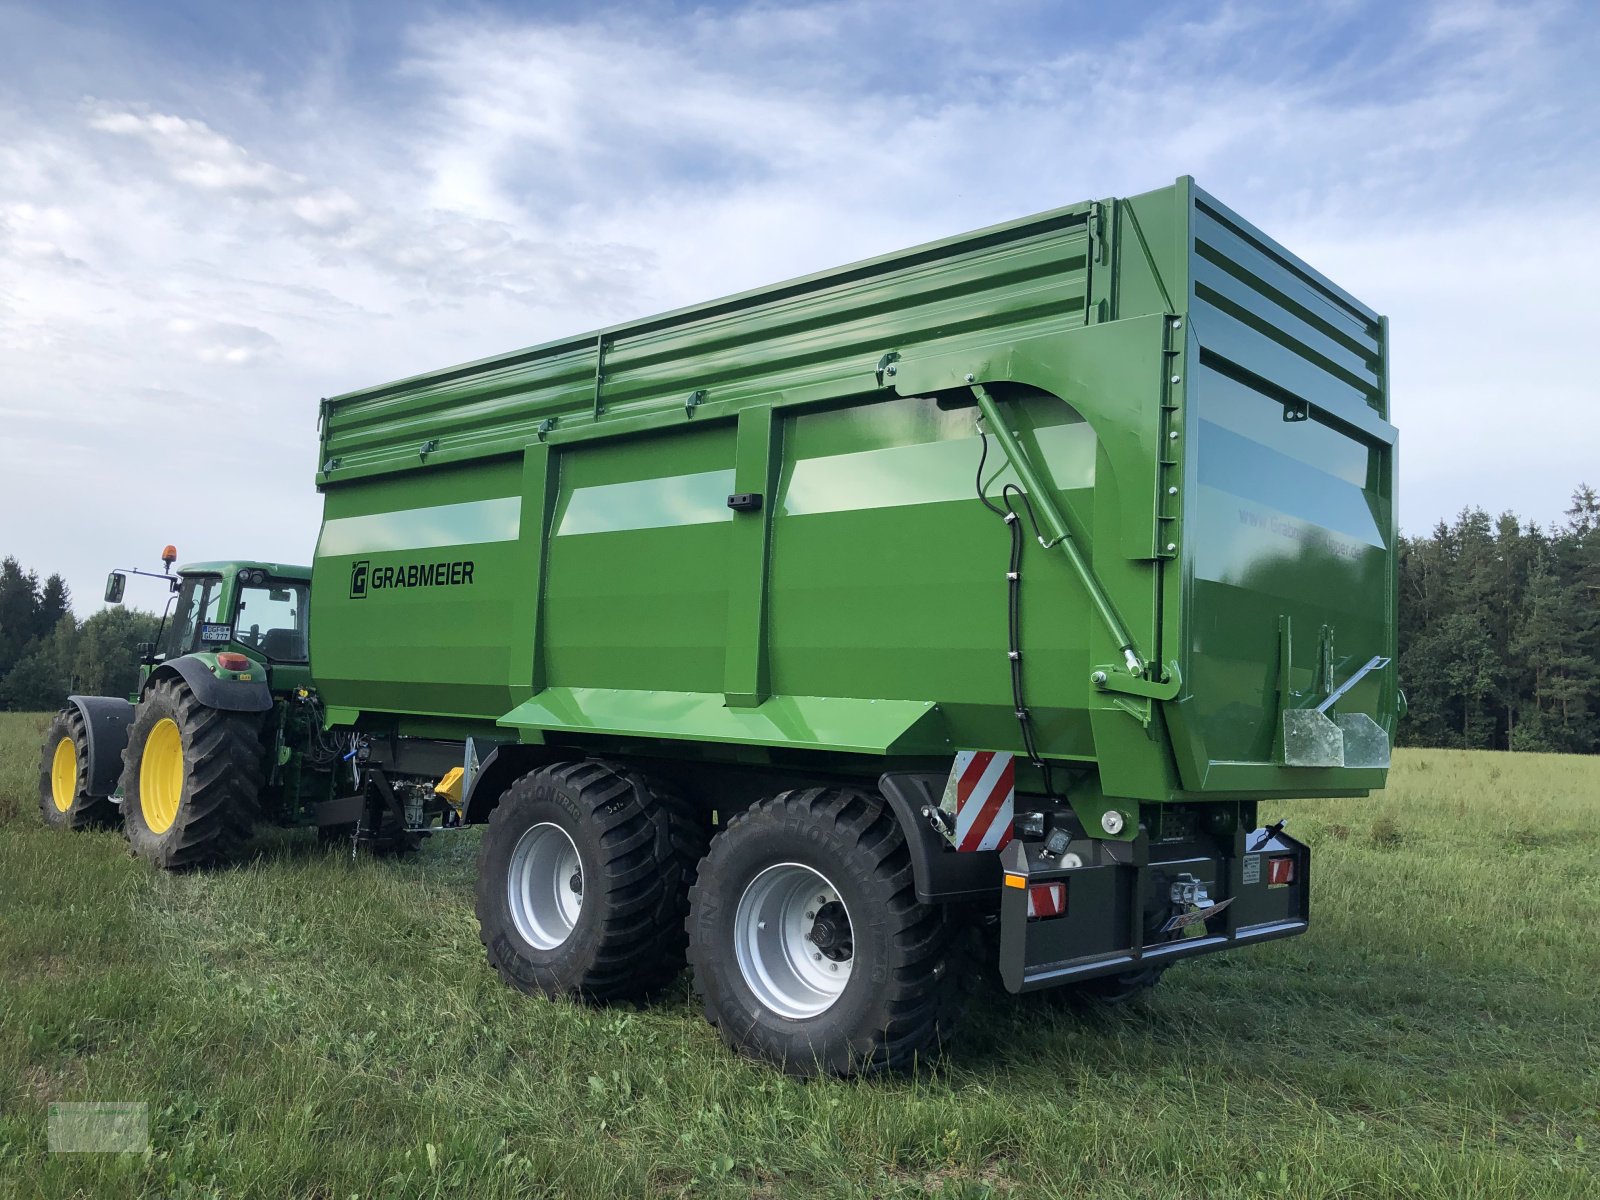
[[310, 177, 1396, 835]]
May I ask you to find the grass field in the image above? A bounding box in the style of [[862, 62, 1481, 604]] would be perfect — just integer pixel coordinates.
[[1, 711, 1596, 1198]]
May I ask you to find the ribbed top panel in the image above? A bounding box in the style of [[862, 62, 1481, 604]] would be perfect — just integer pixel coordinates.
[[319, 205, 1094, 482]]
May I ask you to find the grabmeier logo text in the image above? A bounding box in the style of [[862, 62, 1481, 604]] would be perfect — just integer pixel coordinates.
[[350, 559, 474, 599]]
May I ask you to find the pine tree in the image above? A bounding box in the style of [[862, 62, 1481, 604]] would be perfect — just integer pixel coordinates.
[[1509, 545, 1595, 752], [0, 556, 43, 678], [38, 574, 71, 639]]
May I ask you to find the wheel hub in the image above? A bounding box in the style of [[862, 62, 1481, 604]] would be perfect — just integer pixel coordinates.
[[806, 901, 852, 961], [139, 717, 184, 835], [50, 736, 77, 813]]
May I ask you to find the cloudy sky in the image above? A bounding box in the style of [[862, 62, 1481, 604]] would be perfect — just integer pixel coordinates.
[[2, 0, 1596, 613]]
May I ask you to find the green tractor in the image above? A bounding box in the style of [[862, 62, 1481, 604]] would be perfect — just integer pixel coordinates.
[[37, 547, 412, 868]]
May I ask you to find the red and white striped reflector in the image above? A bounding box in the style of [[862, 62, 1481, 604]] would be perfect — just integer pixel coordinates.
[[1027, 881, 1066, 920], [947, 750, 1014, 852], [1267, 856, 1295, 887]]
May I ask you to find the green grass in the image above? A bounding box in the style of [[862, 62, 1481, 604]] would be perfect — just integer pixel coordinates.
[[1, 710, 1596, 1198]]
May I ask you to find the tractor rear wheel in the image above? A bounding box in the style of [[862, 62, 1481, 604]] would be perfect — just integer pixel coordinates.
[[685, 788, 966, 1076], [475, 760, 709, 1001], [38, 708, 118, 830], [120, 677, 263, 870]]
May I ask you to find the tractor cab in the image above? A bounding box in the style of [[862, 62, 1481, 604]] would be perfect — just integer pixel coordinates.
[[153, 562, 312, 689], [106, 551, 313, 693]]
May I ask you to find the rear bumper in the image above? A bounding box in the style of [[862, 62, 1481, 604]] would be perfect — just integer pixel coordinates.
[[997, 823, 1308, 993]]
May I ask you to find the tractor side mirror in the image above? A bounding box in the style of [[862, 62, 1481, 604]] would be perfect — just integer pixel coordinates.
[[105, 572, 127, 604]]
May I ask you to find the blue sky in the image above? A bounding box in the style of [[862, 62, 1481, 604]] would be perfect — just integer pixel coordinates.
[[2, 0, 1597, 611]]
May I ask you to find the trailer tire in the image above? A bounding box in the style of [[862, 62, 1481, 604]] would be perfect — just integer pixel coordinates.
[[476, 760, 708, 1002], [686, 787, 966, 1077], [38, 708, 119, 831], [120, 677, 263, 870]]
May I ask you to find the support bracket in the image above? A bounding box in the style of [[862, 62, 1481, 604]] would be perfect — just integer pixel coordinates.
[[1092, 661, 1182, 701], [971, 382, 1148, 679]]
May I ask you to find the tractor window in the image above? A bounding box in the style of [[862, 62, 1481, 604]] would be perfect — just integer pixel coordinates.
[[233, 579, 309, 662], [159, 574, 222, 659]]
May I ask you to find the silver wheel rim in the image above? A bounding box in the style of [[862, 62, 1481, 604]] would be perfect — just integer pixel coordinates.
[[734, 862, 854, 1019], [506, 822, 583, 950]]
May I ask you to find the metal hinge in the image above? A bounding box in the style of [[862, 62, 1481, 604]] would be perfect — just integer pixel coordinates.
[[1091, 660, 1183, 701], [593, 334, 609, 418], [1084, 203, 1104, 327]]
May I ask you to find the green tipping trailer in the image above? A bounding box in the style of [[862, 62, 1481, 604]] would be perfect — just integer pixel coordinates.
[[311, 176, 1397, 1074]]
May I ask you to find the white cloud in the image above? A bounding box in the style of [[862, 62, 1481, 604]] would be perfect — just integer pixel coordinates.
[[165, 317, 280, 365], [88, 108, 296, 195]]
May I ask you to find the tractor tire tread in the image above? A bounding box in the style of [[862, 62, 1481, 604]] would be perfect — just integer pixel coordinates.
[[38, 707, 119, 831], [120, 677, 262, 870]]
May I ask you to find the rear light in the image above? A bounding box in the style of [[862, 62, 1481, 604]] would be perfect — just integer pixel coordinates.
[[1026, 881, 1067, 920], [215, 652, 251, 672], [1267, 856, 1295, 887]]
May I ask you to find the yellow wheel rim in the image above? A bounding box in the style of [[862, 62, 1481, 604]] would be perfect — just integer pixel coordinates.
[[140, 717, 184, 834], [50, 736, 77, 813]]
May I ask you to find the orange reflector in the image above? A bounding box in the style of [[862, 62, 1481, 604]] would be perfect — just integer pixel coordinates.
[[1267, 856, 1295, 887], [215, 652, 250, 672], [1027, 881, 1067, 920], [1004, 872, 1027, 889]]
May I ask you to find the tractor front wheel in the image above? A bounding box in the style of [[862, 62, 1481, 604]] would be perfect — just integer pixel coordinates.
[[120, 678, 263, 870], [38, 708, 118, 830]]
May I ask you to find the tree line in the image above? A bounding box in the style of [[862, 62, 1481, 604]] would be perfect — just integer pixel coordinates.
[[1399, 486, 1598, 753], [2, 486, 1597, 754], [0, 558, 160, 710]]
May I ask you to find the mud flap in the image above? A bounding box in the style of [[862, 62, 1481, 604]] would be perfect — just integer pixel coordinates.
[[65, 695, 135, 796]]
